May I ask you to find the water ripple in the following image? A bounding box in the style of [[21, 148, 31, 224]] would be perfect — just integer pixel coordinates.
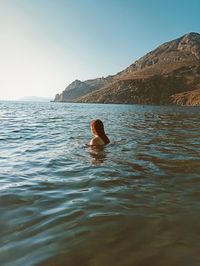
[[0, 102, 200, 266]]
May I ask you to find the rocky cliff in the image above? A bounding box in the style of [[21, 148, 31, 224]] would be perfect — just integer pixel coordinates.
[[54, 76, 113, 102], [54, 32, 200, 105], [171, 88, 200, 106]]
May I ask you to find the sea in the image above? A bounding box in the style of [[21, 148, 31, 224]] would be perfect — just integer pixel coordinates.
[[0, 101, 200, 266]]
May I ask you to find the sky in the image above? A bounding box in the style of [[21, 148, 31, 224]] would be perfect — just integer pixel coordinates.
[[0, 0, 199, 100]]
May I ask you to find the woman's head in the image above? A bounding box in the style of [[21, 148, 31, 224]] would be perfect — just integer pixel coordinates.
[[90, 119, 110, 144], [90, 119, 105, 136]]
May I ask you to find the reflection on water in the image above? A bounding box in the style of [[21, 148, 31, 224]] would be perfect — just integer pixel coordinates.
[[89, 145, 107, 164], [0, 101, 200, 266]]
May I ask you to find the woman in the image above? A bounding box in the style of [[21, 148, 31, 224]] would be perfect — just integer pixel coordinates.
[[90, 119, 110, 146]]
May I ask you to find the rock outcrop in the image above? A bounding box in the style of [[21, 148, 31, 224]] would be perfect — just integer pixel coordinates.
[[54, 32, 200, 106], [54, 77, 113, 102], [171, 87, 200, 106]]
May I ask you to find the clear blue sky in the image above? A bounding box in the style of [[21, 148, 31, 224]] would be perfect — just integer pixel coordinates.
[[0, 0, 199, 100]]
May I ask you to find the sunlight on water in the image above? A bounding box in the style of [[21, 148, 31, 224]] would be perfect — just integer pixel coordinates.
[[0, 101, 200, 266]]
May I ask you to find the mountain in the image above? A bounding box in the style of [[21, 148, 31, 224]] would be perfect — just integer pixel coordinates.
[[54, 76, 113, 102], [54, 32, 200, 105], [116, 32, 200, 78]]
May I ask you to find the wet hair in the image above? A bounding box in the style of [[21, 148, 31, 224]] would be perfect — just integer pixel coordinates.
[[90, 119, 110, 145]]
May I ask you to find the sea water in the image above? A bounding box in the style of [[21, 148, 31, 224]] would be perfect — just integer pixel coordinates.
[[0, 101, 200, 266]]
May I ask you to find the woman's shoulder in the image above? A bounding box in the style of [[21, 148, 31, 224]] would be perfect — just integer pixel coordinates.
[[90, 137, 105, 146]]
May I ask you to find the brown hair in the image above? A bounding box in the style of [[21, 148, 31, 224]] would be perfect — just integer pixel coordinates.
[[90, 119, 110, 145]]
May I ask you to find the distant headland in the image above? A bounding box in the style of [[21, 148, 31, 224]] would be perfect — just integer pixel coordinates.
[[18, 96, 53, 102], [54, 32, 200, 106]]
